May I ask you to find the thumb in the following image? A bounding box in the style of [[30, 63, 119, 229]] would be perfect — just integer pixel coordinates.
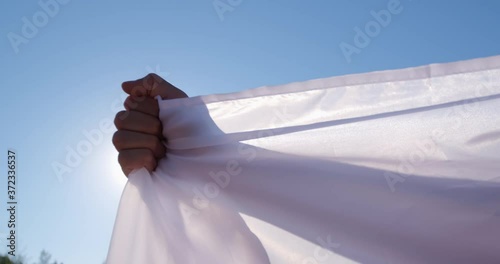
[[122, 73, 188, 99]]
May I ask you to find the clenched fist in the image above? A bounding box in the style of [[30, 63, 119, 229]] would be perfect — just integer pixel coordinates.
[[113, 73, 188, 176]]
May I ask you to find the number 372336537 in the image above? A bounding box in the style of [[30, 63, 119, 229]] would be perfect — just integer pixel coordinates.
[[8, 150, 16, 200]]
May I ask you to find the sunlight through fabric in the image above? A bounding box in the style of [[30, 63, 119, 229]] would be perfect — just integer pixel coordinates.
[[106, 55, 500, 264]]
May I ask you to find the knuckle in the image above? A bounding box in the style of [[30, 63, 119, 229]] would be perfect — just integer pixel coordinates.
[[112, 131, 125, 149], [117, 152, 127, 166], [146, 73, 157, 79], [146, 73, 162, 82], [146, 73, 164, 87], [131, 85, 145, 96], [114, 110, 129, 127], [144, 74, 154, 87], [124, 96, 137, 110]]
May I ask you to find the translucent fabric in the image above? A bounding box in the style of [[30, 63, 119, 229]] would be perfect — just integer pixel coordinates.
[[106, 56, 500, 264]]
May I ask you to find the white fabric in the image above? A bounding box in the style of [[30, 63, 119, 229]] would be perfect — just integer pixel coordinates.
[[106, 56, 500, 264]]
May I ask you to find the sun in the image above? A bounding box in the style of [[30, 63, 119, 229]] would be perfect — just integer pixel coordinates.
[[99, 140, 128, 187]]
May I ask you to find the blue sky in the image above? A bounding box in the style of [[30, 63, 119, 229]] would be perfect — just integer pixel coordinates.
[[1, 0, 499, 263]]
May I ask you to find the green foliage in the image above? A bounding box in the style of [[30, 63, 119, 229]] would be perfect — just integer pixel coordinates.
[[0, 254, 23, 264], [38, 250, 51, 264], [0, 255, 13, 264], [0, 250, 63, 264]]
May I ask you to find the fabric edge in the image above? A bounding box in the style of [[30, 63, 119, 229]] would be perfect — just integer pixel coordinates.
[[158, 55, 500, 109]]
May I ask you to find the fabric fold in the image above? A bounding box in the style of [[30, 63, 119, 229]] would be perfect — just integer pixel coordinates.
[[107, 55, 500, 264]]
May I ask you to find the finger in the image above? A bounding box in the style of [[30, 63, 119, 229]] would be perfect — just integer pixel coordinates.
[[121, 79, 148, 97], [121, 73, 161, 96], [118, 149, 157, 176], [114, 110, 162, 136], [149, 79, 188, 100], [124, 96, 159, 116], [113, 130, 166, 158], [122, 73, 188, 99]]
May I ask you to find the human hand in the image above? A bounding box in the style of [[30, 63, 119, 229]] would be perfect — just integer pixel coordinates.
[[113, 73, 188, 176]]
